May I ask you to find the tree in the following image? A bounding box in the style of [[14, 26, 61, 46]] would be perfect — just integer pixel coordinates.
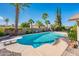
[[11, 3, 30, 35], [45, 20, 50, 29], [21, 22, 30, 28], [4, 18, 9, 26], [42, 13, 48, 20], [36, 20, 43, 29], [42, 13, 50, 30], [28, 19, 34, 29], [54, 8, 62, 31]]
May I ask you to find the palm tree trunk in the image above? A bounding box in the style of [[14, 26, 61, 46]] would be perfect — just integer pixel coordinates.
[[39, 26, 40, 29], [46, 24, 48, 31], [47, 24, 48, 29], [30, 24, 32, 29], [15, 4, 19, 35], [39, 26, 41, 32]]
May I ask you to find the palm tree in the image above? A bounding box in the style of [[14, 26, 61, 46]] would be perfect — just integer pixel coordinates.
[[28, 19, 34, 29], [36, 20, 43, 29], [45, 20, 50, 30], [4, 18, 9, 26], [42, 13, 50, 30], [11, 3, 30, 35], [42, 13, 48, 20]]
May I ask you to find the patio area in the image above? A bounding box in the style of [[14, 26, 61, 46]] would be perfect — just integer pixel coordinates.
[[4, 38, 68, 56]]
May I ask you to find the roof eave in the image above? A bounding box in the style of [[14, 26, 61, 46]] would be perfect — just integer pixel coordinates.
[[69, 18, 79, 21]]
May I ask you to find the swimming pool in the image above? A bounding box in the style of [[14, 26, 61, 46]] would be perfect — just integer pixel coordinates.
[[17, 32, 64, 48]]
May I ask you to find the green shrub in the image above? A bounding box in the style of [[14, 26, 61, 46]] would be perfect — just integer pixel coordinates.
[[26, 28, 32, 34], [20, 22, 30, 28], [0, 28, 5, 37], [61, 26, 66, 31], [41, 29, 46, 32], [3, 27, 14, 32], [51, 24, 66, 31], [0, 31, 5, 37], [67, 26, 77, 41], [0, 28, 4, 32]]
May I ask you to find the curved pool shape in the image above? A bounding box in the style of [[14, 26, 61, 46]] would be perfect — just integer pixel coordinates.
[[17, 32, 64, 48]]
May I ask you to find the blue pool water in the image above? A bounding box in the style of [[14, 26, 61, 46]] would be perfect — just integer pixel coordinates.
[[17, 32, 64, 48]]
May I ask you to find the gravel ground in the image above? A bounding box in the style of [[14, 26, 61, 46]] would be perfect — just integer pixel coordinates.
[[0, 48, 21, 56], [62, 47, 79, 56]]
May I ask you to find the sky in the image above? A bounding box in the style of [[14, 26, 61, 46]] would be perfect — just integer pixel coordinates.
[[0, 3, 79, 26]]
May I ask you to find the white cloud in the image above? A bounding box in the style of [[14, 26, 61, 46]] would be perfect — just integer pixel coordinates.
[[0, 16, 4, 20]]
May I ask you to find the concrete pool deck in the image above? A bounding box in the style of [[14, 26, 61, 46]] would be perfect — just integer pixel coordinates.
[[5, 39, 68, 56]]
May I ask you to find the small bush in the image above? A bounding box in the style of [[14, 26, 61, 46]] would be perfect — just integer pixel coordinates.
[[26, 28, 32, 34], [0, 28, 4, 32], [0, 31, 5, 37], [20, 22, 30, 28], [61, 26, 66, 31], [51, 24, 66, 31], [6, 27, 14, 31], [68, 26, 77, 41], [0, 28, 6, 37]]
